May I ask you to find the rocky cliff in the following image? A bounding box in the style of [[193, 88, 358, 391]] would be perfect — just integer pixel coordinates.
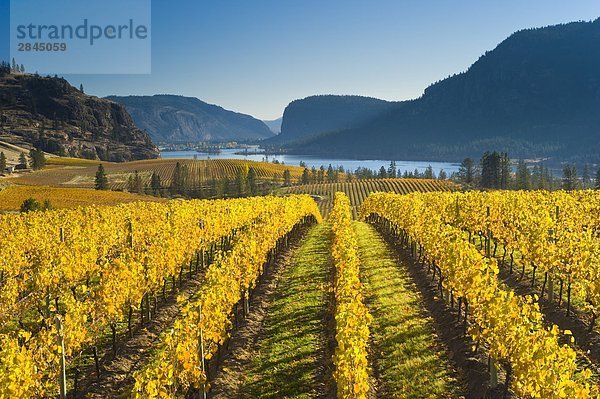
[[0, 71, 159, 161]]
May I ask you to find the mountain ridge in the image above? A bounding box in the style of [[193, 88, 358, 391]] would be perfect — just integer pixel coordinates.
[[278, 19, 600, 164], [107, 94, 275, 144], [269, 95, 397, 145]]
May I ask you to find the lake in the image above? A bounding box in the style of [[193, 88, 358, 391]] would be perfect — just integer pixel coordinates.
[[160, 149, 460, 176]]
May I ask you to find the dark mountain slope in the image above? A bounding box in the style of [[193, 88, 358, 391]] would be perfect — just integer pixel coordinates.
[[107, 95, 275, 143], [268, 95, 397, 144], [289, 19, 600, 163]]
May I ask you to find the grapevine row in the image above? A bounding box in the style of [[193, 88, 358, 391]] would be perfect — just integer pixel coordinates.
[[131, 195, 321, 398], [330, 193, 372, 399], [417, 190, 600, 321], [361, 192, 598, 399], [0, 196, 312, 399]]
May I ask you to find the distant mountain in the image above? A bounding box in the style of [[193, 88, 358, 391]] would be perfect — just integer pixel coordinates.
[[285, 19, 600, 164], [263, 117, 282, 134], [107, 95, 275, 144], [268, 95, 396, 144], [0, 70, 159, 161]]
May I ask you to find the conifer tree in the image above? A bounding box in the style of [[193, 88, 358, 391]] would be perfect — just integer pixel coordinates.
[[283, 169, 292, 186], [247, 167, 257, 195], [387, 160, 397, 178], [515, 159, 531, 190], [301, 168, 310, 185], [19, 152, 28, 167], [95, 164, 109, 190], [562, 164, 578, 191], [458, 157, 475, 185], [150, 172, 162, 196], [29, 148, 46, 170]]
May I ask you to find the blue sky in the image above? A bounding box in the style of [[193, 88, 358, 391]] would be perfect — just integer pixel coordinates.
[[2, 1, 600, 119]]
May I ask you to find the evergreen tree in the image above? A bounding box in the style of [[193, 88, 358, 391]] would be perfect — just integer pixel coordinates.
[[562, 164, 578, 191], [210, 178, 220, 197], [20, 64, 25, 73], [582, 164, 592, 188], [19, 152, 28, 167], [327, 164, 335, 182], [79, 84, 84, 93], [283, 169, 292, 186], [542, 165, 552, 190], [424, 165, 435, 179], [95, 164, 109, 190], [247, 167, 257, 195], [0, 152, 6, 172], [515, 159, 531, 190], [127, 174, 134, 192], [221, 177, 231, 197], [438, 169, 447, 180], [532, 165, 545, 190], [235, 165, 249, 196], [378, 166, 387, 179], [310, 167, 317, 183], [128, 171, 143, 194], [387, 160, 397, 178], [170, 162, 188, 195], [29, 148, 46, 170], [11, 58, 16, 72], [301, 168, 310, 185], [480, 151, 503, 189], [458, 158, 475, 185], [500, 152, 511, 189], [318, 166, 325, 183], [150, 172, 162, 196]]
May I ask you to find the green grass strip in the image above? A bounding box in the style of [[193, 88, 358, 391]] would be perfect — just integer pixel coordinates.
[[239, 223, 332, 399], [354, 221, 462, 399]]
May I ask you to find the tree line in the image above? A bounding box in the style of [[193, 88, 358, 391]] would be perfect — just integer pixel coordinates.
[[456, 151, 600, 190], [94, 162, 287, 199]]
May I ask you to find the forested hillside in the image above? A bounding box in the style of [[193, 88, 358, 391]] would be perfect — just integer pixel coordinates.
[[283, 20, 600, 164]]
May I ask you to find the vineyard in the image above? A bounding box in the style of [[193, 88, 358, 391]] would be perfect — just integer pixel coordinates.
[[1, 189, 599, 399], [283, 178, 457, 218], [0, 186, 164, 212], [361, 192, 600, 399], [10, 158, 308, 190]]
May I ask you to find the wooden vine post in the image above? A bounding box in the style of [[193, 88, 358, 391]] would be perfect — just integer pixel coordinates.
[[243, 290, 250, 317], [198, 304, 207, 399], [485, 207, 492, 258], [547, 228, 554, 302], [55, 315, 67, 399]]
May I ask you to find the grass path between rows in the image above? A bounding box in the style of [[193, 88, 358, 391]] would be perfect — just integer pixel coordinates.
[[227, 222, 333, 399], [354, 221, 464, 399]]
